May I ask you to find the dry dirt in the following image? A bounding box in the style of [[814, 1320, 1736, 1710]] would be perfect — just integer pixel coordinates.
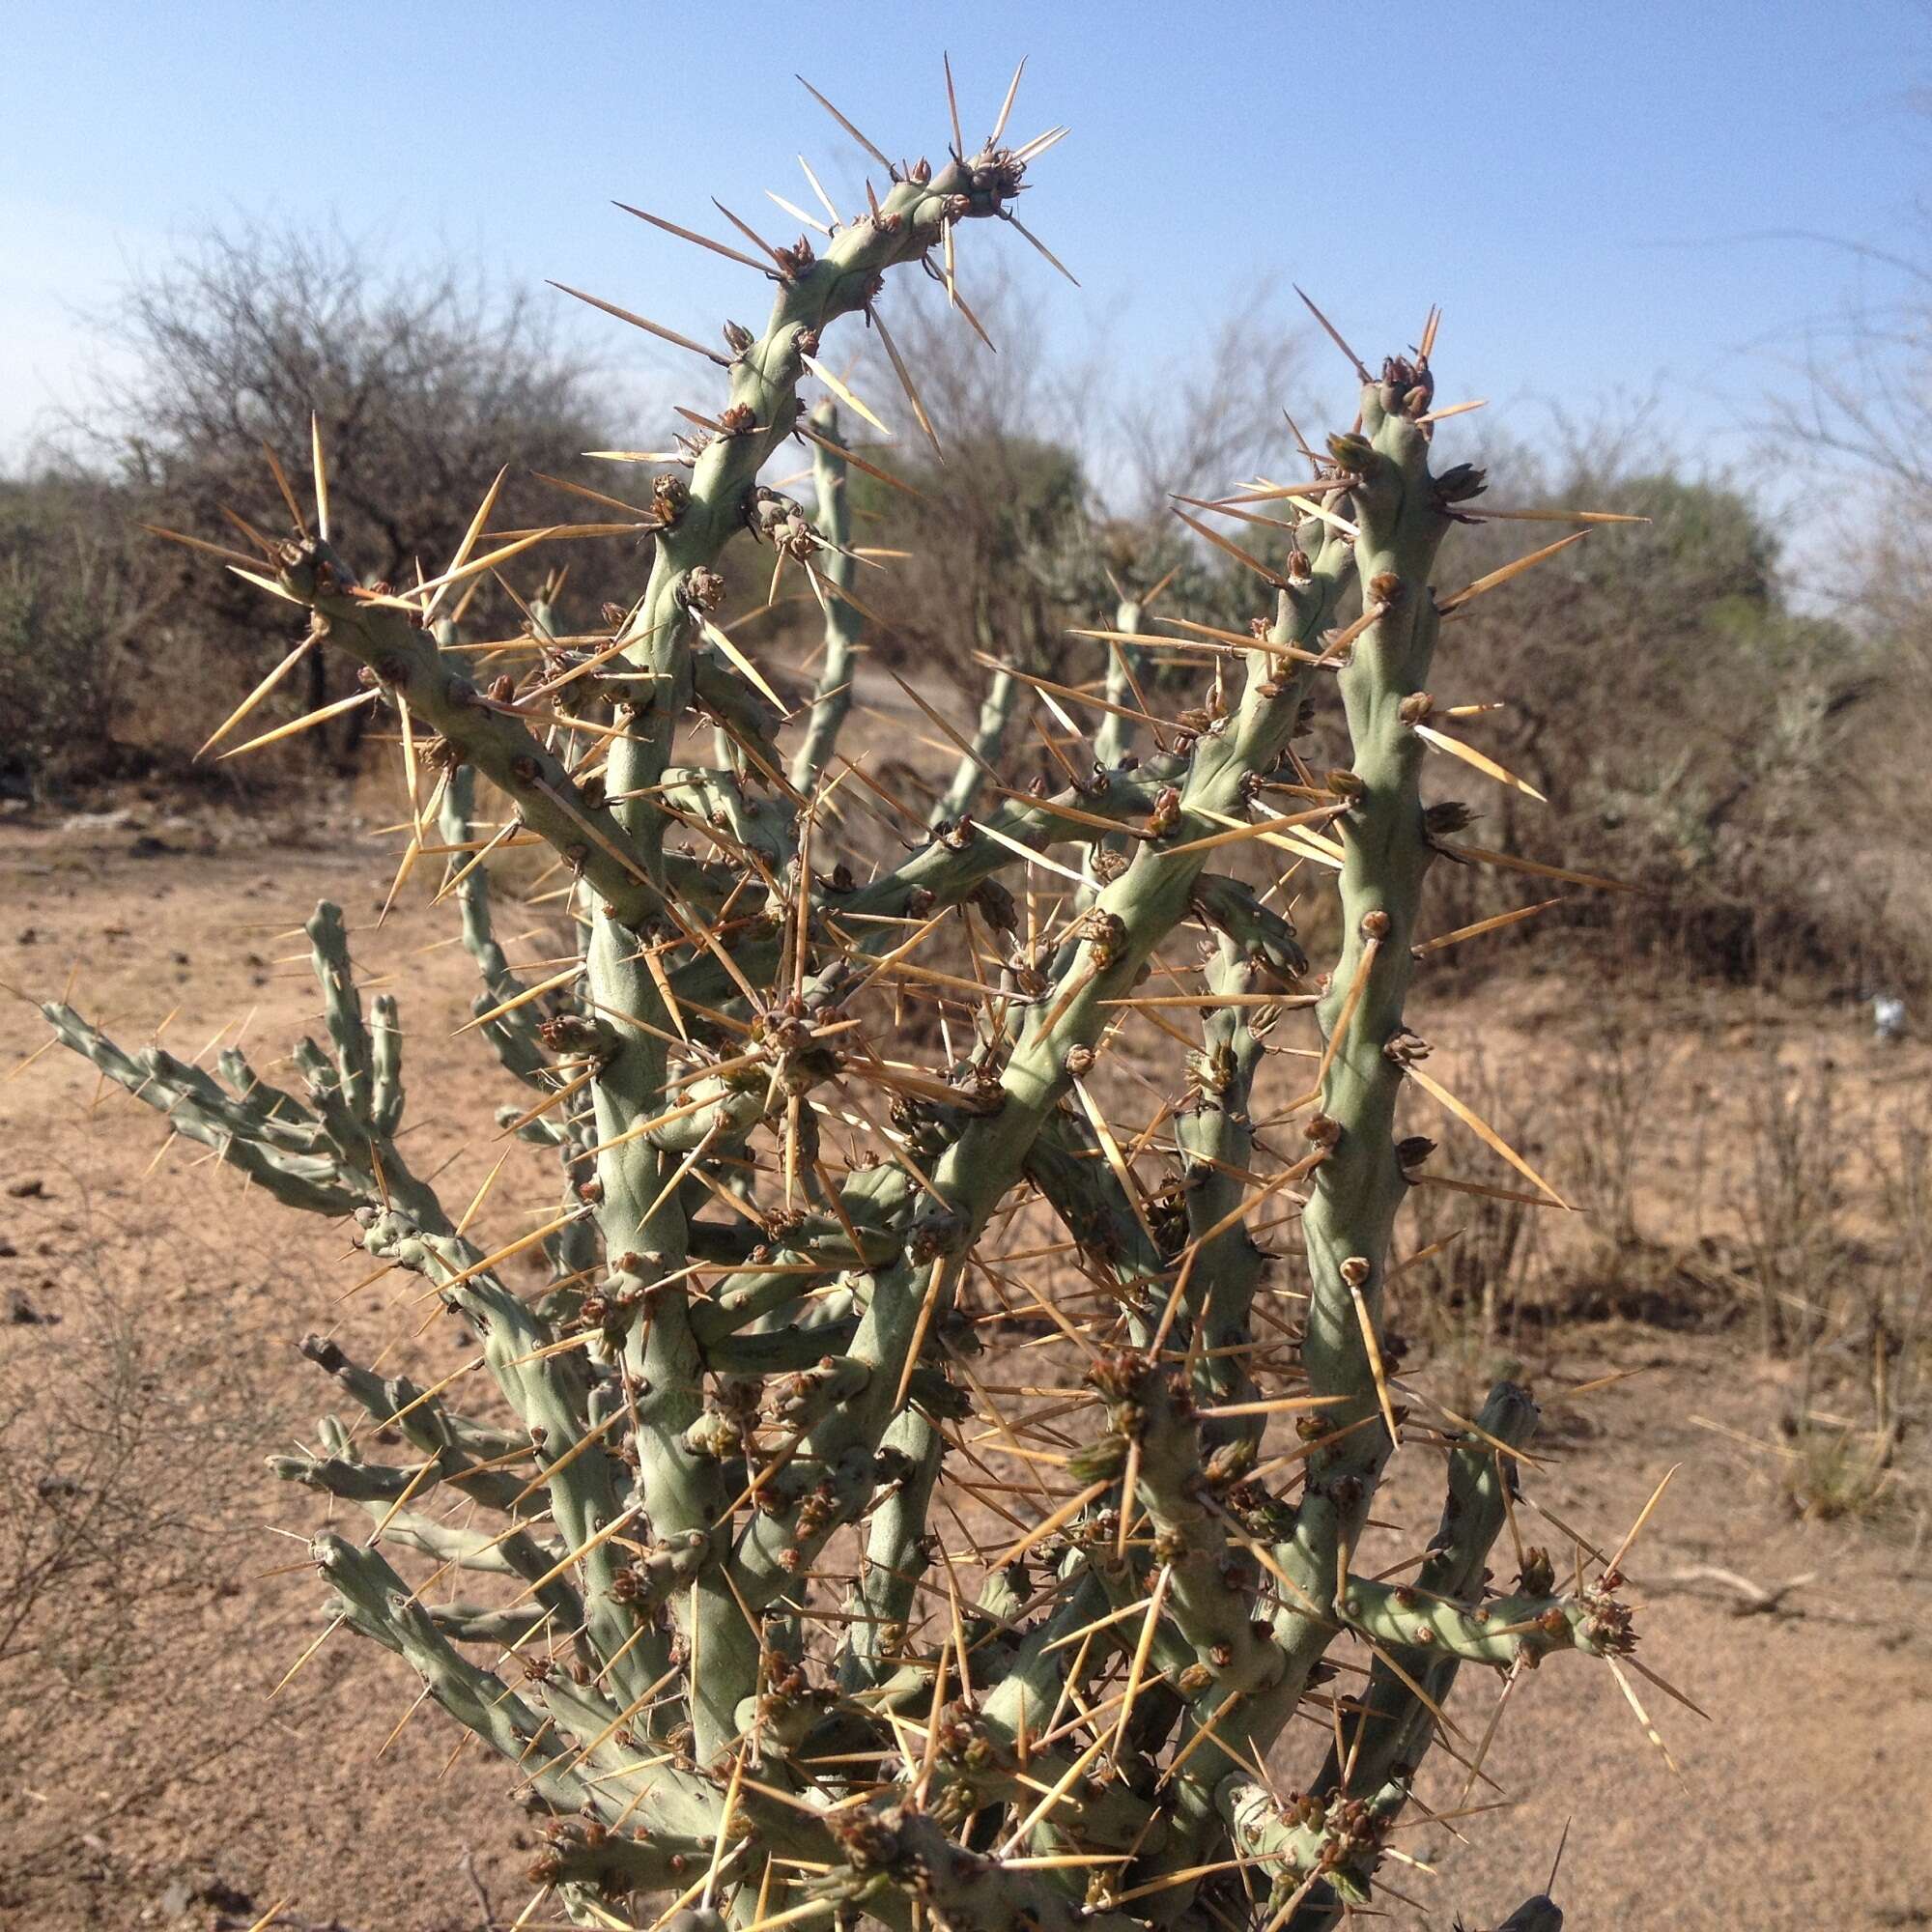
[[1, 810, 1928, 1932]]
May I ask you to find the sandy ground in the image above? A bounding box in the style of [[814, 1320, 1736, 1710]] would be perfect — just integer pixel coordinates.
[[1, 811, 1928, 1932]]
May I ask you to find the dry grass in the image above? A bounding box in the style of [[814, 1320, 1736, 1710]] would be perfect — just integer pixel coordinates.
[[0, 1204, 218, 1685], [3, 644, 1929, 1925]]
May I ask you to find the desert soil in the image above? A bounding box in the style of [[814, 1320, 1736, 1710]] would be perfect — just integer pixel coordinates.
[[1, 810, 1928, 1932]]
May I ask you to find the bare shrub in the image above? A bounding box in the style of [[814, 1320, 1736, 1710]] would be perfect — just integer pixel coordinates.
[[41, 225, 628, 775], [0, 1226, 202, 1684], [0, 475, 161, 800], [1740, 1051, 1848, 1359], [1867, 1118, 1932, 1449], [1390, 1047, 1548, 1410], [1565, 1017, 1659, 1258]]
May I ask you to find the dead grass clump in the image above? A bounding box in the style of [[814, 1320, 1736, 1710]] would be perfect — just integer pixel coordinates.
[[1774, 1423, 1910, 1526], [0, 1197, 222, 1691]]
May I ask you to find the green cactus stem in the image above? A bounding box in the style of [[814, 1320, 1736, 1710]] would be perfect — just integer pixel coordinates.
[[790, 399, 864, 792]]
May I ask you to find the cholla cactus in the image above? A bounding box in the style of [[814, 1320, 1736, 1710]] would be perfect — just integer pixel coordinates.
[[43, 65, 1681, 1932]]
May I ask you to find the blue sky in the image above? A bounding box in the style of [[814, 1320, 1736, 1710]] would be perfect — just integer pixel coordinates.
[[5, 0, 1930, 494]]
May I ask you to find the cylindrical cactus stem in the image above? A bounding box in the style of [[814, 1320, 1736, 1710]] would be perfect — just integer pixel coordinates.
[[836, 770, 1166, 921], [789, 399, 862, 792], [275, 1411, 531, 1516], [1104, 1357, 1277, 1682], [1190, 873, 1308, 982], [1176, 937, 1273, 1433], [603, 144, 1034, 886], [825, 1805, 1143, 1932], [438, 760, 600, 1300], [835, 1408, 943, 1691], [313, 1533, 589, 1811], [314, 1543, 832, 1892], [1119, 419, 1456, 1924], [355, 1210, 666, 1705], [1217, 1775, 1409, 1920], [305, 899, 375, 1127], [1024, 1111, 1170, 1311], [528, 574, 563, 645], [296, 1333, 529, 1464], [437, 766, 537, 1046], [1338, 1573, 1628, 1664], [1313, 1380, 1538, 1809], [1278, 376, 1462, 1633], [1265, 1383, 1611, 1932], [41, 898, 456, 1230], [929, 574, 1034, 829], [916, 517, 1350, 1224], [701, 539, 1358, 1856], [637, 766, 1174, 1019], [1080, 589, 1147, 905], [39, 1003, 364, 1216], [929, 657, 1020, 827]]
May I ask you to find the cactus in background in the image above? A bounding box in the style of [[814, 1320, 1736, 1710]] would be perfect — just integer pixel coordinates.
[[41, 65, 1681, 1932]]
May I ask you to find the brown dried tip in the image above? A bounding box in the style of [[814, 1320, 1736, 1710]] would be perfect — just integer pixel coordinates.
[[681, 567, 727, 612], [1379, 353, 1435, 418], [653, 474, 689, 525]]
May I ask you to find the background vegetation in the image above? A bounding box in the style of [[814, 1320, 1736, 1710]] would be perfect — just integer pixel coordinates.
[[4, 226, 1929, 996]]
